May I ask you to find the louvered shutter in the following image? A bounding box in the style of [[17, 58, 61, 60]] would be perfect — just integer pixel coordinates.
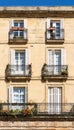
[[48, 50, 54, 75], [47, 19, 50, 39], [25, 49, 30, 65], [11, 49, 15, 74], [60, 19, 64, 39], [25, 87, 28, 109], [57, 88, 62, 113], [49, 50, 53, 65], [49, 88, 54, 114], [10, 19, 14, 39], [24, 19, 27, 39], [61, 48, 66, 71], [25, 87, 28, 103], [8, 86, 13, 103], [61, 49, 65, 65], [10, 19, 14, 29], [11, 49, 15, 65], [25, 49, 30, 75]]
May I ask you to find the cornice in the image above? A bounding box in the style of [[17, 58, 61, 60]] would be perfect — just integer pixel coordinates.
[[0, 6, 74, 18]]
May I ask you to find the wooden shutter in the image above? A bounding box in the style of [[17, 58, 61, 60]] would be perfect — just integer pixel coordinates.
[[10, 31, 14, 39], [11, 49, 15, 65], [57, 88, 62, 104], [25, 87, 28, 103], [25, 49, 30, 75], [49, 88, 54, 114], [56, 87, 62, 113], [8, 86, 13, 103], [24, 19, 27, 39], [25, 49, 30, 65], [10, 19, 14, 39], [24, 19, 27, 29], [47, 18, 50, 39], [61, 49, 65, 65], [48, 50, 54, 65], [48, 50, 54, 75], [10, 19, 14, 29], [60, 19, 64, 39], [10, 49, 15, 74]]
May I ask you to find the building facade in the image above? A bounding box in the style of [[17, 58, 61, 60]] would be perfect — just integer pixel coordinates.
[[0, 6, 74, 115]]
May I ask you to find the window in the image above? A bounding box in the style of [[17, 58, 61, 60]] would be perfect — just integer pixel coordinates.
[[50, 20, 60, 39], [48, 87, 62, 114], [47, 19, 64, 40], [13, 30, 24, 38], [9, 86, 28, 109], [15, 51, 25, 73], [13, 20, 24, 38], [13, 87, 25, 103], [10, 49, 30, 75], [48, 49, 65, 75], [10, 19, 27, 39], [14, 20, 24, 27], [49, 50, 61, 65]]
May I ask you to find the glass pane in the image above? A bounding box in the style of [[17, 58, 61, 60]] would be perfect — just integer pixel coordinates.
[[14, 88, 19, 93], [14, 22, 18, 27], [20, 52, 25, 65], [56, 23, 60, 38], [20, 52, 25, 59], [20, 22, 24, 27], [15, 52, 19, 67], [15, 52, 18, 59], [13, 87, 25, 103], [20, 31, 24, 37], [20, 88, 25, 94], [14, 31, 18, 37]]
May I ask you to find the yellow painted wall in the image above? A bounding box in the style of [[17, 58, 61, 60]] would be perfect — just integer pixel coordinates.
[[0, 17, 74, 104]]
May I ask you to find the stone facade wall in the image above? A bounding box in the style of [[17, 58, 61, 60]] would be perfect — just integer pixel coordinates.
[[0, 121, 74, 130], [0, 17, 74, 103]]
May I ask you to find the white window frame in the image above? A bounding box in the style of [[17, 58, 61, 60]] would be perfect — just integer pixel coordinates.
[[13, 20, 24, 38], [50, 20, 60, 39], [48, 49, 66, 75], [47, 19, 64, 39], [14, 20, 24, 27], [10, 49, 30, 75], [8, 86, 28, 110], [10, 19, 27, 39], [13, 30, 24, 38]]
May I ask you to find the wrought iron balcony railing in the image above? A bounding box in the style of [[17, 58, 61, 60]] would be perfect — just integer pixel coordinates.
[[0, 103, 74, 116], [46, 29, 64, 42], [37, 103, 74, 115], [42, 65, 68, 78], [0, 103, 37, 116], [9, 29, 28, 43], [6, 64, 31, 77]]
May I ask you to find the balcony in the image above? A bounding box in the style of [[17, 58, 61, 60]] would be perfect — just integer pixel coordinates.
[[41, 64, 68, 80], [0, 103, 74, 121], [37, 103, 74, 116], [46, 28, 64, 43], [5, 64, 31, 80], [9, 29, 28, 44]]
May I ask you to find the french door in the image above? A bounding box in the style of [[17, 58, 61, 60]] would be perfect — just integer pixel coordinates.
[[13, 20, 24, 38], [13, 87, 25, 109], [52, 21, 60, 39], [13, 87, 25, 103], [48, 87, 62, 114], [14, 51, 25, 75], [49, 50, 61, 75], [54, 50, 61, 75]]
